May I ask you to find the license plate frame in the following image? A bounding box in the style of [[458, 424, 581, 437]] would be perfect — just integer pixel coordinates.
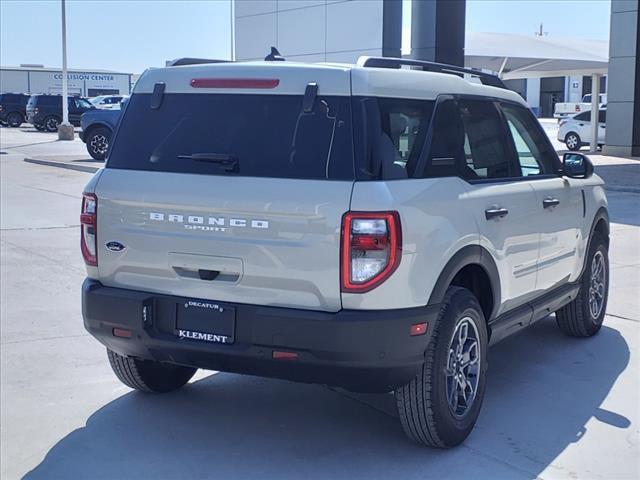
[[175, 299, 235, 345]]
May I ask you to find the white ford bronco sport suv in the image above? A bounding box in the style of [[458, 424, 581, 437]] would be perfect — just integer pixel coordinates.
[[81, 56, 609, 448]]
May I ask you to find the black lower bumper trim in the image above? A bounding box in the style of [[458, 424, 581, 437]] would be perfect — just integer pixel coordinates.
[[82, 279, 439, 392]]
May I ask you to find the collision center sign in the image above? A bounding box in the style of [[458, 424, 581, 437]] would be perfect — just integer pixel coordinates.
[[53, 73, 115, 81]]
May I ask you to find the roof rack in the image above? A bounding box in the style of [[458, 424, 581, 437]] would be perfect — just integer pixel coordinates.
[[356, 56, 507, 90], [166, 58, 232, 67]]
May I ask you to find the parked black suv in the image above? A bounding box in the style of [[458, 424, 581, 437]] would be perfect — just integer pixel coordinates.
[[0, 93, 29, 127], [26, 95, 95, 132]]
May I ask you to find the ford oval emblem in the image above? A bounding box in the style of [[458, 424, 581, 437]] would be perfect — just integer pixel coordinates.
[[105, 241, 126, 253]]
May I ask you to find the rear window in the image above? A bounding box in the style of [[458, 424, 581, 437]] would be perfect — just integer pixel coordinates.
[[34, 96, 61, 106], [107, 93, 355, 180]]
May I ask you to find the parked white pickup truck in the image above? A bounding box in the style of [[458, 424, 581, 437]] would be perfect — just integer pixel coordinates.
[[554, 93, 607, 119]]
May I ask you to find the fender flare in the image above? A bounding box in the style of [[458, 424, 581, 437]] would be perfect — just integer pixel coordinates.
[[427, 244, 501, 320], [84, 122, 113, 136], [580, 206, 609, 278]]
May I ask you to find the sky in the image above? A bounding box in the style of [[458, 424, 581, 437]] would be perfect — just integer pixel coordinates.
[[0, 0, 611, 74]]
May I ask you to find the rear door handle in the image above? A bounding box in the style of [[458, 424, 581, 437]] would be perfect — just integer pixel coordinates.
[[485, 207, 509, 220], [543, 198, 560, 209]]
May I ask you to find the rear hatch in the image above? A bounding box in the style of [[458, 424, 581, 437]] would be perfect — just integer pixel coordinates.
[[93, 63, 355, 312], [25, 95, 37, 118]]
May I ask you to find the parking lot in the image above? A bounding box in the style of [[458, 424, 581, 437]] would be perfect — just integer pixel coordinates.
[[1, 125, 639, 479]]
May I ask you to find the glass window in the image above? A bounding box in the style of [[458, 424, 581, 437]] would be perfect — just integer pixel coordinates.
[[458, 99, 515, 180], [598, 110, 606, 123], [352, 97, 435, 180], [108, 93, 354, 180], [500, 102, 557, 176], [41, 96, 60, 106], [75, 98, 93, 109], [574, 111, 590, 121]]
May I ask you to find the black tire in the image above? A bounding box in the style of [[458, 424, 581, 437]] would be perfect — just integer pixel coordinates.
[[34, 124, 46, 132], [43, 115, 61, 132], [556, 233, 609, 337], [85, 126, 111, 160], [107, 349, 197, 393], [565, 132, 582, 151], [395, 286, 488, 448], [7, 112, 23, 127]]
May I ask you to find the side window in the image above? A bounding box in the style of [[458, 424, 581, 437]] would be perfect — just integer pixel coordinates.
[[500, 102, 556, 176], [598, 110, 606, 123], [457, 99, 515, 180], [377, 98, 434, 168], [574, 111, 590, 121]]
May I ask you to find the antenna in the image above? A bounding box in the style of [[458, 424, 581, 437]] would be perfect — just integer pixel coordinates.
[[265, 47, 285, 62], [534, 22, 548, 36]]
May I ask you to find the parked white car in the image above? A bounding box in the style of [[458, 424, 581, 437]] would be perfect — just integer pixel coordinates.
[[558, 110, 606, 150], [554, 93, 607, 119], [89, 95, 128, 110]]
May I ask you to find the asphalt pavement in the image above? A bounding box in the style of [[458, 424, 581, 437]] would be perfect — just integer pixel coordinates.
[[1, 126, 639, 480]]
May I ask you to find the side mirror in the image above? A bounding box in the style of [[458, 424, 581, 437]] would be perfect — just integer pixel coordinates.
[[562, 153, 593, 179]]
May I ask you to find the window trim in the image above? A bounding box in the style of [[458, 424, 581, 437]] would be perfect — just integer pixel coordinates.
[[410, 94, 457, 179]]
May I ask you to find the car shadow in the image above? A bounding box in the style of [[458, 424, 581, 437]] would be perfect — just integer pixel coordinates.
[[24, 318, 629, 480]]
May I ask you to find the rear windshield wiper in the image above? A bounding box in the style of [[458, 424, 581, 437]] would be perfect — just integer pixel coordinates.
[[177, 153, 238, 172]]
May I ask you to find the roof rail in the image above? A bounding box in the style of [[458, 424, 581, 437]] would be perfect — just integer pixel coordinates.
[[356, 56, 507, 90], [166, 58, 232, 67]]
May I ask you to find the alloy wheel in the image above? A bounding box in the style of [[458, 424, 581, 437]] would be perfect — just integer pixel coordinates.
[[589, 250, 606, 319], [45, 117, 59, 132], [90, 134, 109, 156], [445, 316, 481, 418]]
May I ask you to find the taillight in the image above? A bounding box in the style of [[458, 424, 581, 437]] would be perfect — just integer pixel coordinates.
[[341, 211, 401, 293], [80, 193, 98, 266]]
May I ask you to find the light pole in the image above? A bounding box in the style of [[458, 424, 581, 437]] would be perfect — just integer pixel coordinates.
[[58, 0, 74, 140]]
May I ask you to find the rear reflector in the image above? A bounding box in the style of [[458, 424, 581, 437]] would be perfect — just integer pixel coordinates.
[[190, 78, 280, 89], [410, 322, 428, 336], [113, 328, 132, 338], [272, 351, 298, 360]]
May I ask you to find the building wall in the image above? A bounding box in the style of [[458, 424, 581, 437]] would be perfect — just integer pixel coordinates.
[[234, 0, 391, 63], [605, 0, 640, 157], [0, 68, 131, 96]]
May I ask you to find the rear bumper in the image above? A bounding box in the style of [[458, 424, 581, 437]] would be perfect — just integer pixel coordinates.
[[82, 279, 439, 392], [26, 113, 43, 125]]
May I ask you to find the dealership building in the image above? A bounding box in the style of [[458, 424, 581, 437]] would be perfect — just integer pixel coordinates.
[[234, 0, 640, 156], [0, 65, 132, 97]]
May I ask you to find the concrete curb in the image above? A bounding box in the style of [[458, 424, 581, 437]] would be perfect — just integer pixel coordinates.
[[23, 157, 100, 174]]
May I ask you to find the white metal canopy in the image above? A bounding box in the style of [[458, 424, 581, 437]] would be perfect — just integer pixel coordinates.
[[464, 32, 608, 80]]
